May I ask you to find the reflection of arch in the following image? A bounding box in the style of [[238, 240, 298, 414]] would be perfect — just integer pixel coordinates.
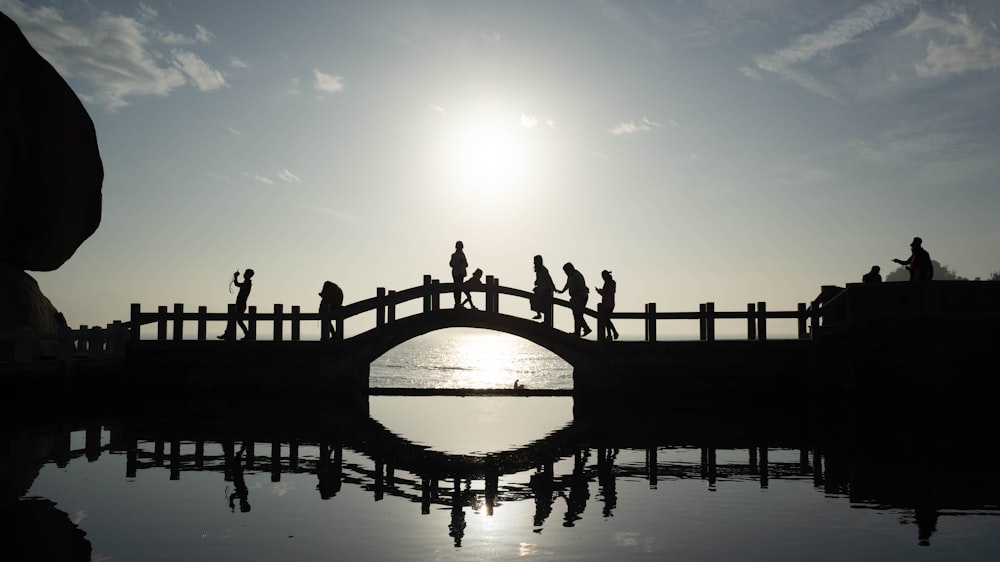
[[341, 309, 592, 367], [343, 415, 585, 480]]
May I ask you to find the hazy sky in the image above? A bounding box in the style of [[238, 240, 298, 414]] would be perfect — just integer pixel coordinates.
[[7, 0, 1000, 332]]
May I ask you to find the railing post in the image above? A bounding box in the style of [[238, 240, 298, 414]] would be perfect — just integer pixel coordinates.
[[273, 304, 284, 341], [747, 303, 757, 340], [797, 303, 807, 339], [431, 279, 440, 311], [423, 275, 432, 313], [172, 303, 184, 341], [485, 275, 496, 313], [376, 287, 386, 327], [699, 304, 706, 340], [247, 306, 257, 340], [61, 325, 75, 371], [197, 306, 207, 341], [335, 306, 345, 342], [130, 303, 141, 342], [387, 290, 396, 323], [544, 293, 554, 328], [809, 300, 821, 339], [291, 306, 301, 341], [757, 301, 767, 341], [157, 306, 168, 340], [597, 303, 608, 342], [645, 303, 657, 342], [109, 320, 125, 356], [226, 303, 236, 340], [705, 302, 715, 342]]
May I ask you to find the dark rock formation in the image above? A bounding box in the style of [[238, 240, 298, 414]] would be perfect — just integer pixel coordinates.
[[0, 11, 103, 272], [0, 265, 62, 357]]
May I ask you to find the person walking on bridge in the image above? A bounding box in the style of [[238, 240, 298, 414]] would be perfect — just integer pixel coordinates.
[[219, 268, 254, 340], [449, 240, 468, 308], [595, 269, 620, 340], [558, 262, 591, 337], [531, 255, 556, 322]]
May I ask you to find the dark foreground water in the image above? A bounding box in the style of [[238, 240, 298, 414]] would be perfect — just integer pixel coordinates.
[[4, 394, 1000, 561]]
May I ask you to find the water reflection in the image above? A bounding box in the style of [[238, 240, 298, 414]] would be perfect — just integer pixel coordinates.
[[5, 396, 1000, 558]]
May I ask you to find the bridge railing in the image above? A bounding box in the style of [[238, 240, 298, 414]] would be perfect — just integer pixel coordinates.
[[0, 322, 129, 370], [126, 274, 820, 343]]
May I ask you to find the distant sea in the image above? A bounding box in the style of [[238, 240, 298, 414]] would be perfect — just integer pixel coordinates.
[[369, 327, 573, 390]]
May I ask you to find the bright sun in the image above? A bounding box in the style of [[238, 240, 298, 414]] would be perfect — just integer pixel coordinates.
[[438, 108, 537, 195]]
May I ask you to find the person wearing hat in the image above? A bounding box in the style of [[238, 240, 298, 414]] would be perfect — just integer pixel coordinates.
[[893, 237, 933, 281], [219, 268, 254, 340], [595, 269, 620, 340]]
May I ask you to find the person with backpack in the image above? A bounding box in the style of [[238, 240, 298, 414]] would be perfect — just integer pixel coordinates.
[[318, 280, 344, 340]]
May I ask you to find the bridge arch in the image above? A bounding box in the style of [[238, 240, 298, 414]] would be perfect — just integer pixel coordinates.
[[343, 309, 595, 368]]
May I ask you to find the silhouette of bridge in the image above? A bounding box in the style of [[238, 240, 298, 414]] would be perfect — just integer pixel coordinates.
[[5, 276, 999, 397]]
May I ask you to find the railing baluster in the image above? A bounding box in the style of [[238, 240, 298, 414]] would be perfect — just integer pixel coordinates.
[[757, 301, 767, 341], [705, 302, 715, 342], [173, 303, 184, 341], [247, 306, 257, 340], [376, 288, 386, 327], [197, 307, 207, 340], [291, 306, 301, 341], [157, 306, 168, 340], [747, 303, 757, 340], [273, 304, 283, 341]]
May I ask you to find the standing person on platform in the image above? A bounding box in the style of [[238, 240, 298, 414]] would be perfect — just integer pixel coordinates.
[[595, 269, 620, 340], [558, 262, 591, 337], [449, 241, 468, 308], [893, 237, 933, 281], [219, 268, 254, 340], [318, 280, 344, 340], [531, 255, 556, 322]]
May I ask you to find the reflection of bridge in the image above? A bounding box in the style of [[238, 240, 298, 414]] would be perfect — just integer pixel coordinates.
[[17, 400, 997, 549]]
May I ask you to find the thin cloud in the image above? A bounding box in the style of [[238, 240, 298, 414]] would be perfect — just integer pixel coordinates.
[[228, 127, 243, 136], [742, 0, 919, 100], [609, 117, 661, 135], [900, 11, 1000, 77], [430, 104, 447, 116], [172, 49, 227, 91], [313, 69, 345, 93], [279, 78, 302, 97], [278, 169, 301, 183], [243, 172, 274, 185], [2, 0, 228, 111], [520, 113, 539, 128], [229, 56, 250, 69]]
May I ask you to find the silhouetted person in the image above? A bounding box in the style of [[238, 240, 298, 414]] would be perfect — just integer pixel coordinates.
[[449, 241, 468, 308], [595, 269, 619, 340], [316, 442, 343, 500], [862, 265, 882, 283], [219, 269, 254, 340], [461, 268, 483, 309], [531, 255, 556, 322], [558, 262, 591, 337], [893, 237, 933, 281], [318, 280, 344, 339]]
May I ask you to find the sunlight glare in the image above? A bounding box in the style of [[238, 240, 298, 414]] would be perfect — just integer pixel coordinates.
[[438, 107, 536, 196]]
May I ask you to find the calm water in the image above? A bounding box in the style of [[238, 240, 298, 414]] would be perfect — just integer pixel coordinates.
[[6, 329, 1000, 561]]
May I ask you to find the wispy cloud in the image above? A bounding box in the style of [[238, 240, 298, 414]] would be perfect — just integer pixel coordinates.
[[2, 0, 228, 111], [279, 78, 302, 97], [173, 49, 227, 91], [313, 69, 345, 93], [243, 172, 274, 185], [609, 117, 661, 135], [520, 113, 539, 128], [430, 104, 447, 116], [278, 169, 301, 183], [229, 56, 249, 69], [740, 0, 919, 100], [899, 10, 1000, 77], [228, 127, 243, 136]]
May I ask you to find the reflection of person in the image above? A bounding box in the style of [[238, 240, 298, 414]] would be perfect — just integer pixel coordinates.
[[531, 255, 556, 321], [449, 241, 468, 308], [461, 268, 483, 309], [224, 441, 251, 513], [219, 269, 254, 340], [862, 265, 882, 284], [558, 262, 591, 337], [318, 281, 344, 339], [893, 237, 933, 281], [595, 270, 619, 340]]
